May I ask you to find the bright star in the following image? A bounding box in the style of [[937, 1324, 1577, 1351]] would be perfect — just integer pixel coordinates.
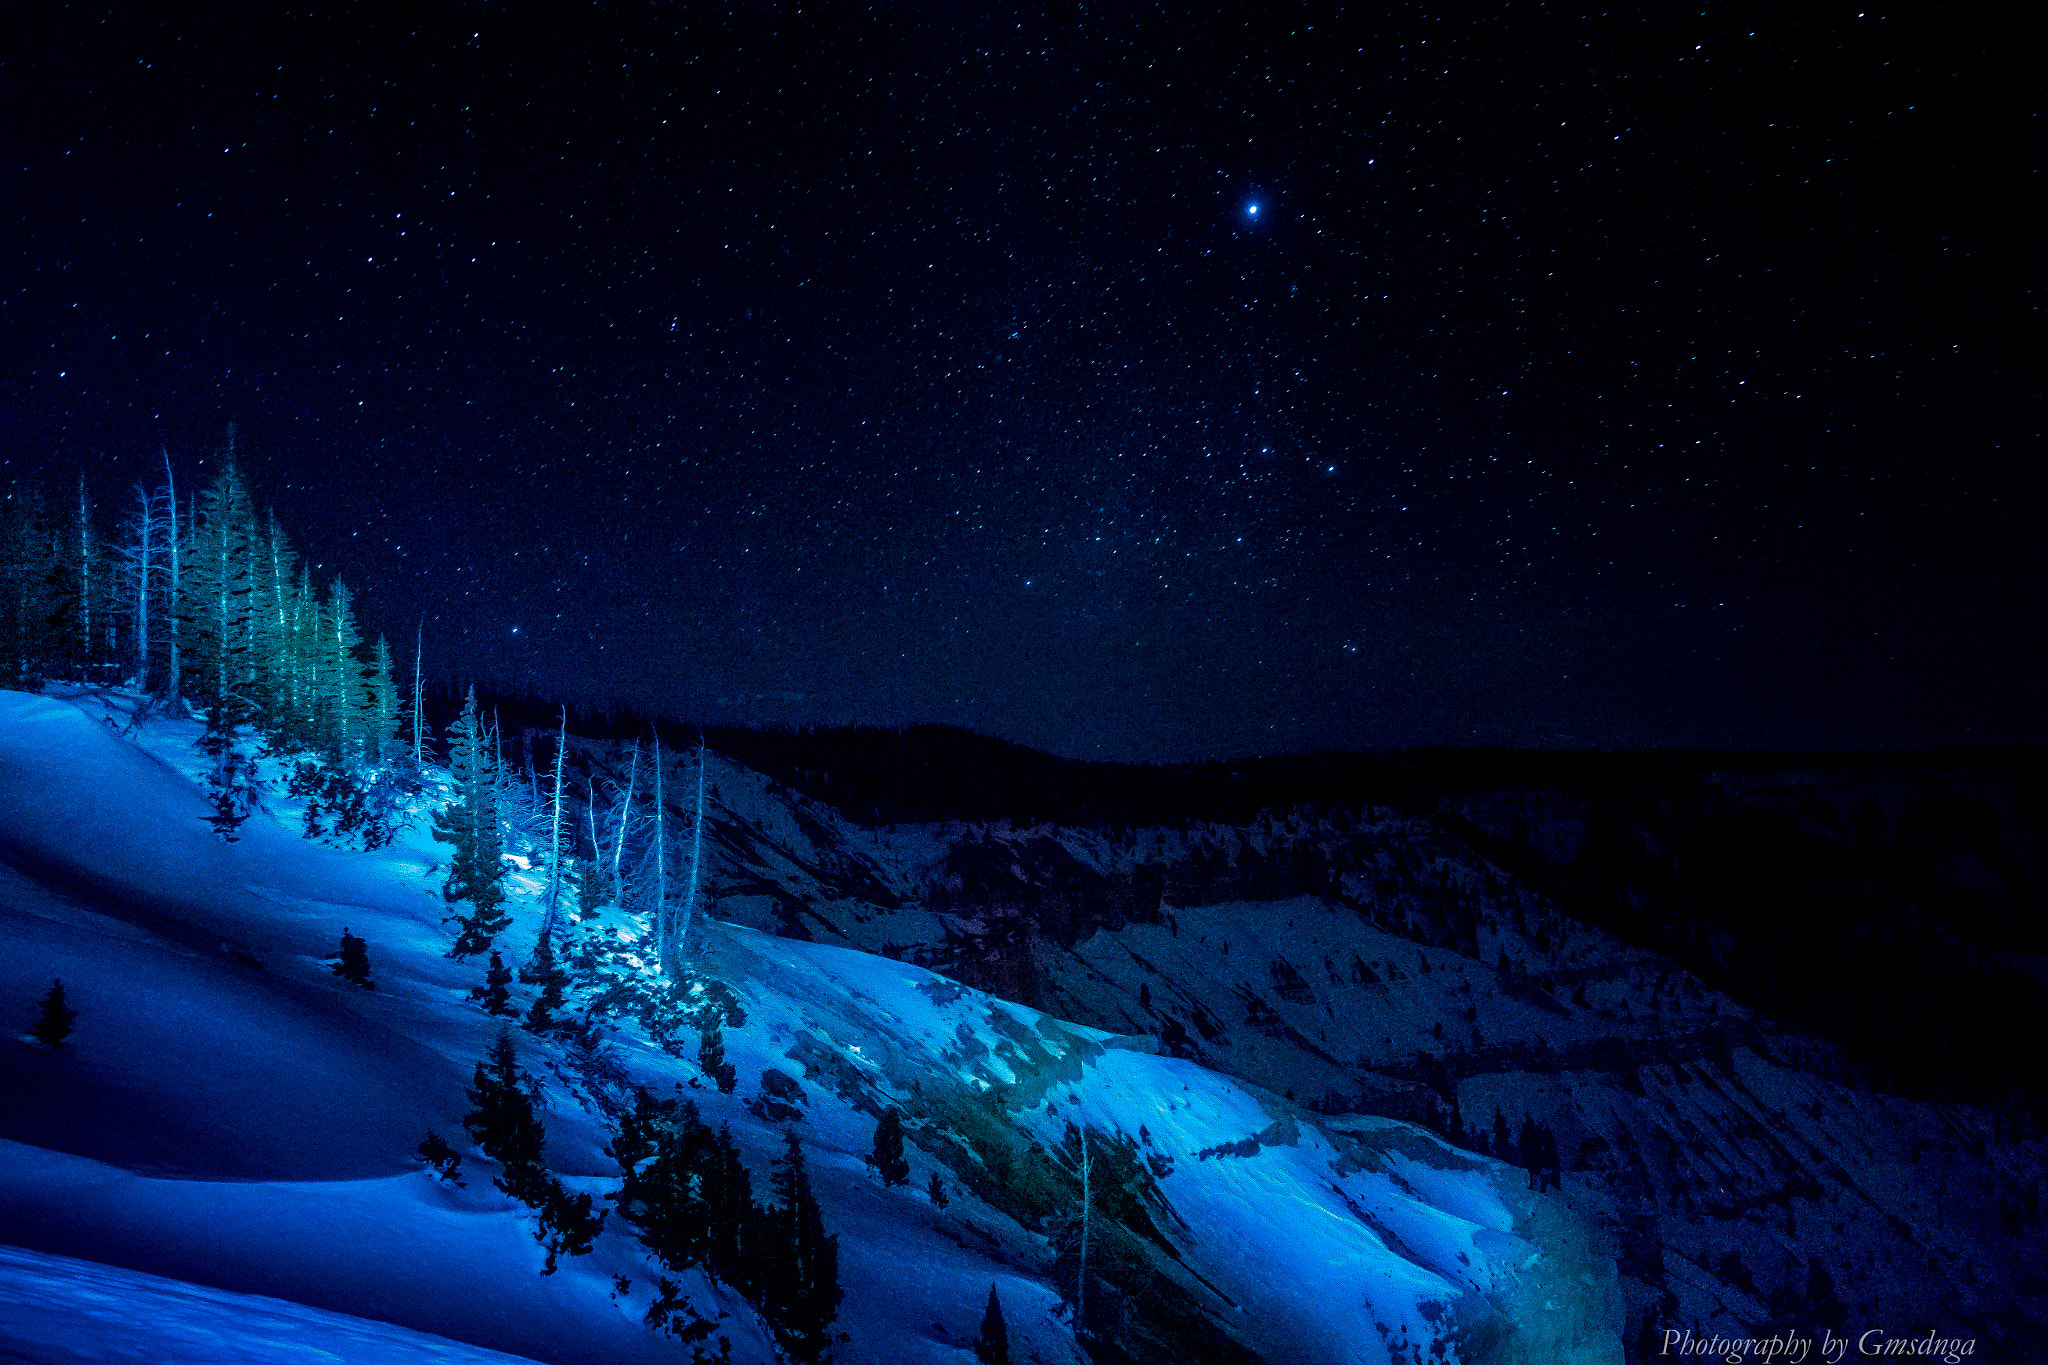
[[1247, 202, 1260, 218]]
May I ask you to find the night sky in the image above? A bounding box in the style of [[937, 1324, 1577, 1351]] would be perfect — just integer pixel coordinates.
[[5, 4, 2038, 761]]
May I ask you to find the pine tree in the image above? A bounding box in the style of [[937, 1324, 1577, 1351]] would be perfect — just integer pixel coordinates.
[[199, 726, 262, 841], [179, 458, 260, 732], [0, 485, 63, 688], [618, 1097, 715, 1274], [31, 980, 75, 1048], [460, 1029, 601, 1273], [868, 1107, 910, 1187], [368, 635, 401, 766], [763, 1129, 842, 1364], [250, 511, 302, 743], [316, 581, 372, 763], [698, 1023, 737, 1093], [330, 927, 374, 989], [973, 1285, 1011, 1365], [436, 687, 509, 959], [521, 931, 569, 1033], [416, 1130, 466, 1185], [926, 1172, 948, 1209], [464, 1029, 551, 1207], [472, 949, 517, 1016]]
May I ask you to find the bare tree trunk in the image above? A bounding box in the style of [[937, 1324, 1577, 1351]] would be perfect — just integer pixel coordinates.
[[162, 451, 180, 700], [130, 482, 153, 689], [676, 739, 706, 960], [411, 620, 424, 764], [1078, 1133, 1092, 1338], [76, 475, 92, 669], [612, 742, 637, 883], [542, 706, 567, 939], [653, 734, 673, 978]]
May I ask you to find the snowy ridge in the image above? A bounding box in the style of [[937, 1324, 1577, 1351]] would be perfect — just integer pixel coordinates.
[[645, 732, 2048, 1355], [0, 688, 1623, 1364]]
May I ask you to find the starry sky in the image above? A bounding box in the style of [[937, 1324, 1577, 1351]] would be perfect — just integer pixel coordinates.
[[5, 4, 2038, 760]]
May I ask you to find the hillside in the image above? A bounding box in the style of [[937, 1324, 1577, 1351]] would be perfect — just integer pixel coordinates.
[[0, 687, 1623, 1364], [629, 728, 2048, 1357]]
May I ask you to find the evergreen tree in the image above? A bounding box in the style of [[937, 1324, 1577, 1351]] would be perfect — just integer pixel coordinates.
[[0, 486, 63, 688], [436, 687, 509, 959], [698, 1023, 737, 1093], [31, 980, 75, 1048], [472, 949, 518, 1016], [926, 1172, 948, 1209], [179, 459, 260, 733], [522, 931, 569, 1033], [868, 1107, 911, 1187], [250, 511, 302, 743], [367, 635, 401, 766], [316, 581, 372, 762], [330, 927, 374, 989], [464, 1029, 550, 1207], [704, 1122, 756, 1292], [199, 726, 262, 841], [607, 1085, 678, 1175], [763, 1129, 841, 1364], [460, 1030, 605, 1274], [973, 1285, 1011, 1365], [536, 1181, 606, 1275], [416, 1130, 466, 1185], [616, 1095, 756, 1287]]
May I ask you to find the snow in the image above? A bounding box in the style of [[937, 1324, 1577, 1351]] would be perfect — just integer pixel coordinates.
[[0, 687, 1623, 1364], [0, 1242, 548, 1364]]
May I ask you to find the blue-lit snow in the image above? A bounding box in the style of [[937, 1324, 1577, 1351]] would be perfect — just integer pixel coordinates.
[[0, 688, 1620, 1364], [0, 1242, 548, 1364]]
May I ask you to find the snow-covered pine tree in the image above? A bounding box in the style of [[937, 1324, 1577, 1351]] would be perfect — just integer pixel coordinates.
[[284, 562, 323, 747], [868, 1107, 910, 1187], [973, 1285, 1010, 1365], [31, 979, 76, 1048], [317, 581, 371, 763], [368, 635, 401, 767], [178, 459, 260, 733], [251, 511, 301, 744], [436, 687, 510, 959]]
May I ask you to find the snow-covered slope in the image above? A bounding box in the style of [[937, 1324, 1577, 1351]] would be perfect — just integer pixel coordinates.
[[655, 736, 2048, 1357], [0, 689, 1623, 1364]]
